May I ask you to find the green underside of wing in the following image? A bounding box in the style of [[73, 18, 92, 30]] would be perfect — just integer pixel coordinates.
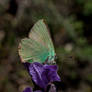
[[19, 38, 49, 63], [19, 19, 55, 63]]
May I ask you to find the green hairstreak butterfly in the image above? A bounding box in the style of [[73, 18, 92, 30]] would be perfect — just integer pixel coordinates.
[[18, 19, 56, 64]]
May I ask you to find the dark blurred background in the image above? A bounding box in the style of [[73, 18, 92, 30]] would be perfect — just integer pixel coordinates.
[[0, 0, 92, 92]]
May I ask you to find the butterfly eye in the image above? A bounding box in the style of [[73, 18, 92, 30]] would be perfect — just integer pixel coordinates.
[[54, 55, 57, 60]]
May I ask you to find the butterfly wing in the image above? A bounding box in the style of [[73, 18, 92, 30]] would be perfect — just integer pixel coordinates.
[[18, 19, 55, 63]]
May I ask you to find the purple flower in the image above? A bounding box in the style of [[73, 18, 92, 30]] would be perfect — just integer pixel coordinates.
[[23, 83, 57, 92], [23, 87, 42, 92], [23, 87, 32, 92], [24, 62, 60, 90]]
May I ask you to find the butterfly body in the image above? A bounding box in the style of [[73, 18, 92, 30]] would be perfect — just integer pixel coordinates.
[[18, 19, 56, 64]]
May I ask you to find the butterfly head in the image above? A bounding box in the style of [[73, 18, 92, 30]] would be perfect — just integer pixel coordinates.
[[45, 52, 56, 65]]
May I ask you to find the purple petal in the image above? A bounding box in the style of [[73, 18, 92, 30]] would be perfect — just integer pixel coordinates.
[[23, 87, 33, 92], [24, 62, 61, 90], [26, 62, 46, 89], [34, 90, 42, 92], [43, 65, 61, 82]]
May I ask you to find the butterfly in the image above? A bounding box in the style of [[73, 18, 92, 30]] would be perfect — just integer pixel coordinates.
[[18, 19, 56, 64]]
